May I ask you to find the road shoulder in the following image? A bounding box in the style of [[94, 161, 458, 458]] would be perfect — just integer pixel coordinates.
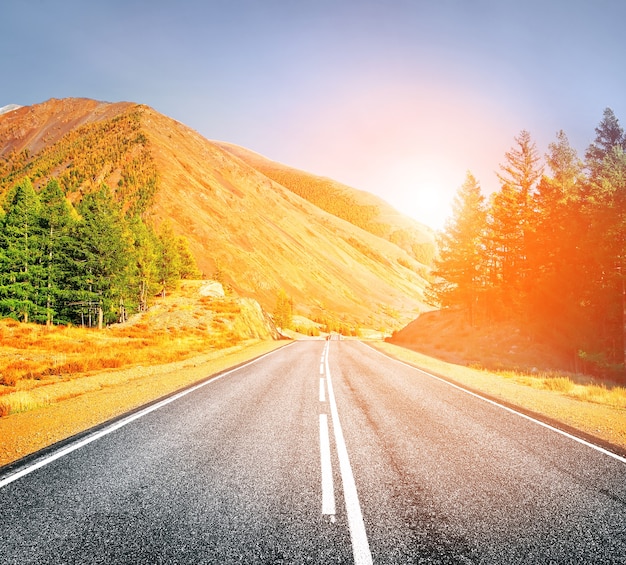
[[368, 341, 626, 456], [0, 339, 288, 467]]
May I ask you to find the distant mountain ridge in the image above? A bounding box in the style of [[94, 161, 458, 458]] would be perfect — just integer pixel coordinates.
[[0, 97, 433, 332]]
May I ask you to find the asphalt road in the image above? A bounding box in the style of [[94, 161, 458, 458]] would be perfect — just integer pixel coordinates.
[[1, 340, 625, 564]]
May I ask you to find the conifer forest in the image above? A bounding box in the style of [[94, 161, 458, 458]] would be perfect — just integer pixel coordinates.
[[0, 108, 199, 327], [430, 108, 626, 380]]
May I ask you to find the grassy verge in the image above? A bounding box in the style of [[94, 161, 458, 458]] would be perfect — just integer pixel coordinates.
[[0, 321, 224, 416], [371, 341, 626, 452], [0, 339, 287, 467]]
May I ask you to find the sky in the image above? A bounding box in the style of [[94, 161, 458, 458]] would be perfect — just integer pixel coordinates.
[[2, 0, 626, 230]]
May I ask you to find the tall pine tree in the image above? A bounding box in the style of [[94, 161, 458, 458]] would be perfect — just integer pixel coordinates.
[[428, 172, 487, 326], [585, 107, 626, 181], [128, 215, 160, 313], [38, 179, 75, 324], [529, 131, 589, 365], [66, 184, 131, 326], [487, 130, 543, 319], [0, 178, 43, 322]]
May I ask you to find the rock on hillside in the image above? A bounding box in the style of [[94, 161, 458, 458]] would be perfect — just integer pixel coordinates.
[[126, 280, 279, 341]]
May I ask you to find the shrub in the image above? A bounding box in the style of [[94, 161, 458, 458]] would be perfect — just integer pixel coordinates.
[[542, 376, 575, 393], [0, 373, 18, 387]]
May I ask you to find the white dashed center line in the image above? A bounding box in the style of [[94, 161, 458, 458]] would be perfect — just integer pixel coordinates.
[[319, 378, 326, 402], [319, 413, 336, 516], [319, 341, 373, 565]]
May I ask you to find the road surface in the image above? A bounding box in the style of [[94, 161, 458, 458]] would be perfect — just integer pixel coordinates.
[[1, 340, 625, 563]]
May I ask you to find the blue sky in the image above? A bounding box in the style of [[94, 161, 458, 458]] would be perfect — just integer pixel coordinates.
[[2, 0, 625, 228]]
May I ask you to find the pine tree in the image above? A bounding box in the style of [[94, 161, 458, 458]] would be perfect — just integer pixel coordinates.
[[428, 172, 487, 325], [66, 184, 131, 326], [274, 289, 293, 330], [156, 222, 182, 297], [38, 179, 75, 324], [585, 142, 626, 369], [175, 235, 201, 280], [487, 130, 543, 318], [585, 107, 626, 180], [128, 216, 160, 313], [0, 178, 43, 322], [529, 131, 589, 364]]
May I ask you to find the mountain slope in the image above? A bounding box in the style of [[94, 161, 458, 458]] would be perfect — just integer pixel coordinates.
[[216, 141, 436, 266], [0, 98, 432, 332]]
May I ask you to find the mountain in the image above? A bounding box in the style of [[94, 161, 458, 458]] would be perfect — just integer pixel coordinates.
[[0, 98, 434, 332]]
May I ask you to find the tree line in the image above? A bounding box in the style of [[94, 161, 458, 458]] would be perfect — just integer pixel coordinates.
[[429, 108, 626, 378], [0, 177, 198, 327]]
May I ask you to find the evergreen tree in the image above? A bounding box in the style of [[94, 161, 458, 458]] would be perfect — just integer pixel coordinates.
[[66, 184, 131, 326], [584, 142, 626, 369], [585, 107, 626, 180], [156, 222, 181, 297], [487, 130, 543, 318], [428, 172, 487, 326], [175, 235, 201, 280], [529, 131, 589, 364], [274, 289, 293, 330], [38, 179, 75, 324], [128, 216, 160, 312], [0, 178, 43, 322]]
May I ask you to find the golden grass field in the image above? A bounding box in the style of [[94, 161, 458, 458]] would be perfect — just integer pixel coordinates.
[[0, 280, 287, 465]]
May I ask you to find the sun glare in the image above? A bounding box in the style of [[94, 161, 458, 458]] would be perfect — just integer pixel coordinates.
[[414, 185, 453, 230], [383, 159, 455, 231]]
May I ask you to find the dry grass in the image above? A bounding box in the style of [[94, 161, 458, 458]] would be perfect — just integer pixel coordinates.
[[1, 391, 51, 415], [488, 369, 626, 410], [539, 375, 626, 409], [0, 281, 277, 418], [0, 324, 197, 386], [0, 339, 287, 466]]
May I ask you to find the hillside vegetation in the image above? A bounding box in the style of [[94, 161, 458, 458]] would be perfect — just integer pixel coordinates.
[[217, 141, 436, 266], [0, 102, 157, 216], [0, 98, 432, 333]]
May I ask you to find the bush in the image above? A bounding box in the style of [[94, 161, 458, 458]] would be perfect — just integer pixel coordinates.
[[0, 373, 18, 387]]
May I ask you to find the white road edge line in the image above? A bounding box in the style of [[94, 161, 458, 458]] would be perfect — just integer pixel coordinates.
[[325, 343, 373, 565], [0, 343, 295, 490], [319, 413, 336, 516], [361, 342, 626, 465]]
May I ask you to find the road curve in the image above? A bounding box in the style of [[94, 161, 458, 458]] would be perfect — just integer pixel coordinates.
[[0, 340, 624, 564]]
